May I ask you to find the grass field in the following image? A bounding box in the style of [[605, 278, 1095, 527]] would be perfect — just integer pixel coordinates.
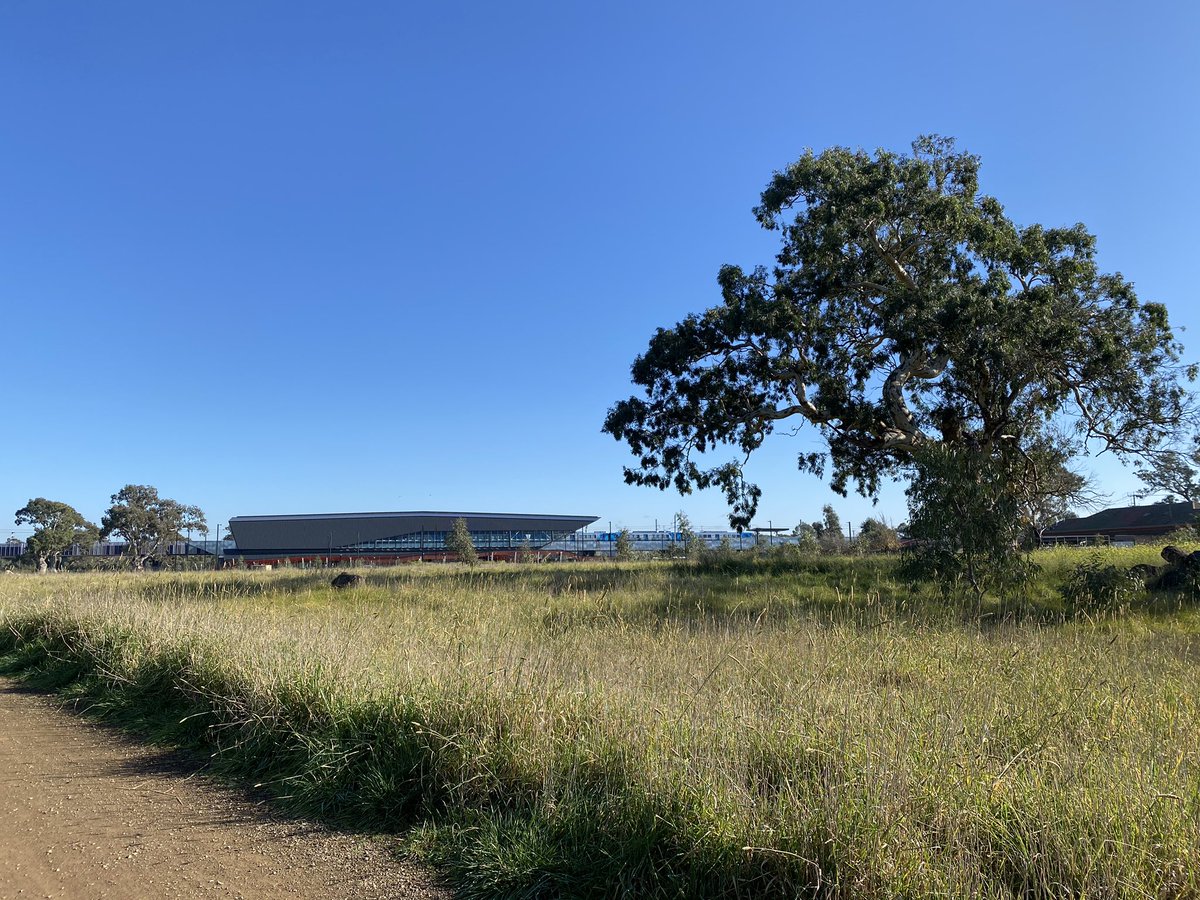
[[2, 549, 1199, 898]]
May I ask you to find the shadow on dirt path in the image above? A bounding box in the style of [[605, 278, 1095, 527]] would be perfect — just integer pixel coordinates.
[[0, 677, 450, 900]]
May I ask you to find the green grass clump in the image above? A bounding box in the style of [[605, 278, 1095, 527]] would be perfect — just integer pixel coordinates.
[[1, 554, 1199, 898]]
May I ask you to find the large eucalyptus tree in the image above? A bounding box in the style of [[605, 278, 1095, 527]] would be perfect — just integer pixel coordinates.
[[14, 498, 97, 573], [605, 137, 1192, 568], [101, 484, 206, 571]]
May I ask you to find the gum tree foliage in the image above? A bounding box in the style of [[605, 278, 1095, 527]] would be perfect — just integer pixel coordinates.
[[900, 447, 1036, 600], [446, 517, 478, 566], [813, 503, 845, 553], [675, 510, 705, 558], [15, 498, 98, 573], [902, 433, 1096, 597], [1134, 435, 1200, 504], [100, 484, 206, 571], [603, 136, 1192, 547], [790, 522, 820, 552], [614, 528, 634, 561], [857, 517, 900, 553], [1018, 436, 1093, 541]]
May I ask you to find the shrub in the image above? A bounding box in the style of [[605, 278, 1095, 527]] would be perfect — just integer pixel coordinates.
[[1061, 557, 1147, 614], [614, 529, 634, 561], [902, 447, 1039, 603], [446, 517, 478, 566]]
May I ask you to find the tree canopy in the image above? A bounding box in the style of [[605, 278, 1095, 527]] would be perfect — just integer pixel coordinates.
[[675, 510, 704, 558], [100, 484, 206, 571], [812, 504, 845, 552], [1134, 435, 1200, 504], [15, 498, 97, 573], [857, 517, 900, 553], [446, 517, 478, 566], [604, 136, 1192, 529], [614, 528, 634, 561]]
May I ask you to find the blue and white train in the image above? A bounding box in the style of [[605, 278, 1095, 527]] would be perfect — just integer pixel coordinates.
[[548, 529, 794, 555]]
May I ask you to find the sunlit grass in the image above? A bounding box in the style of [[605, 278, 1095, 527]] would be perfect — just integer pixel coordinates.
[[1, 552, 1198, 897]]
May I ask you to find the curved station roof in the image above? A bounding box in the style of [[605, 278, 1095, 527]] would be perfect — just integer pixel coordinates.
[[227, 511, 599, 558]]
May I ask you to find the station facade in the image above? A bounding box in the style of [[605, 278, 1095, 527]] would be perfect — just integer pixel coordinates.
[[226, 510, 599, 564]]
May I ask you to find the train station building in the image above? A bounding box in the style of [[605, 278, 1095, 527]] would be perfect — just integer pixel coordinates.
[[226, 510, 599, 564]]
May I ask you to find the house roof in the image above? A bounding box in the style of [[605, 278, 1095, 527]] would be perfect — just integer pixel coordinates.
[[1044, 501, 1198, 536]]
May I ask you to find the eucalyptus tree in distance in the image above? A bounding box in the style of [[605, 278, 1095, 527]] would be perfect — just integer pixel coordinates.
[[445, 517, 478, 566], [675, 511, 704, 558], [100, 484, 206, 571], [814, 505, 845, 554], [614, 528, 634, 561], [1133, 435, 1200, 504], [857, 518, 900, 553], [14, 498, 98, 573], [604, 136, 1193, 589]]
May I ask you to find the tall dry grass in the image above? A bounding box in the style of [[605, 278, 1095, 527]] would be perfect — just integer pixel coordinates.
[[1, 553, 1198, 897]]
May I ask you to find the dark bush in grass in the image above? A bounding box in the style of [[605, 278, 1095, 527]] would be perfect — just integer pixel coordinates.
[[1061, 557, 1148, 614]]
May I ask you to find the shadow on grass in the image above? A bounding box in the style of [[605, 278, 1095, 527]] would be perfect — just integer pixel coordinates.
[[0, 632, 829, 899], [535, 557, 1090, 635], [98, 557, 1198, 637]]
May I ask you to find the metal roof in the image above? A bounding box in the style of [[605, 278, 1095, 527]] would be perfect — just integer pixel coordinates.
[[1044, 501, 1198, 536], [231, 510, 592, 523], [227, 511, 598, 554]]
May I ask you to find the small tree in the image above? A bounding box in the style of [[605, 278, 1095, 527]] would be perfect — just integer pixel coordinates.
[[15, 498, 98, 573], [100, 484, 206, 571], [791, 522, 820, 553], [1134, 435, 1200, 505], [901, 447, 1035, 603], [1013, 431, 1095, 546], [676, 511, 704, 558], [858, 517, 900, 553], [446, 517, 478, 566], [614, 528, 634, 561], [815, 504, 845, 554]]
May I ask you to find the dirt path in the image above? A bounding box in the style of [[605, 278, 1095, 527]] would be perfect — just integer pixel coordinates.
[[0, 678, 450, 899]]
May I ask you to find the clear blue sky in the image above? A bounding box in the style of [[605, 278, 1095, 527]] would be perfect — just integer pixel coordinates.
[[3, 0, 1198, 539]]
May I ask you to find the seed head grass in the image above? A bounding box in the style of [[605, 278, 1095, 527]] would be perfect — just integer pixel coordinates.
[[1, 551, 1198, 897]]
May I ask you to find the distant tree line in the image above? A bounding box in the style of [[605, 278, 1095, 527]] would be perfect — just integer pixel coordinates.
[[604, 506, 902, 562], [11, 485, 206, 573]]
